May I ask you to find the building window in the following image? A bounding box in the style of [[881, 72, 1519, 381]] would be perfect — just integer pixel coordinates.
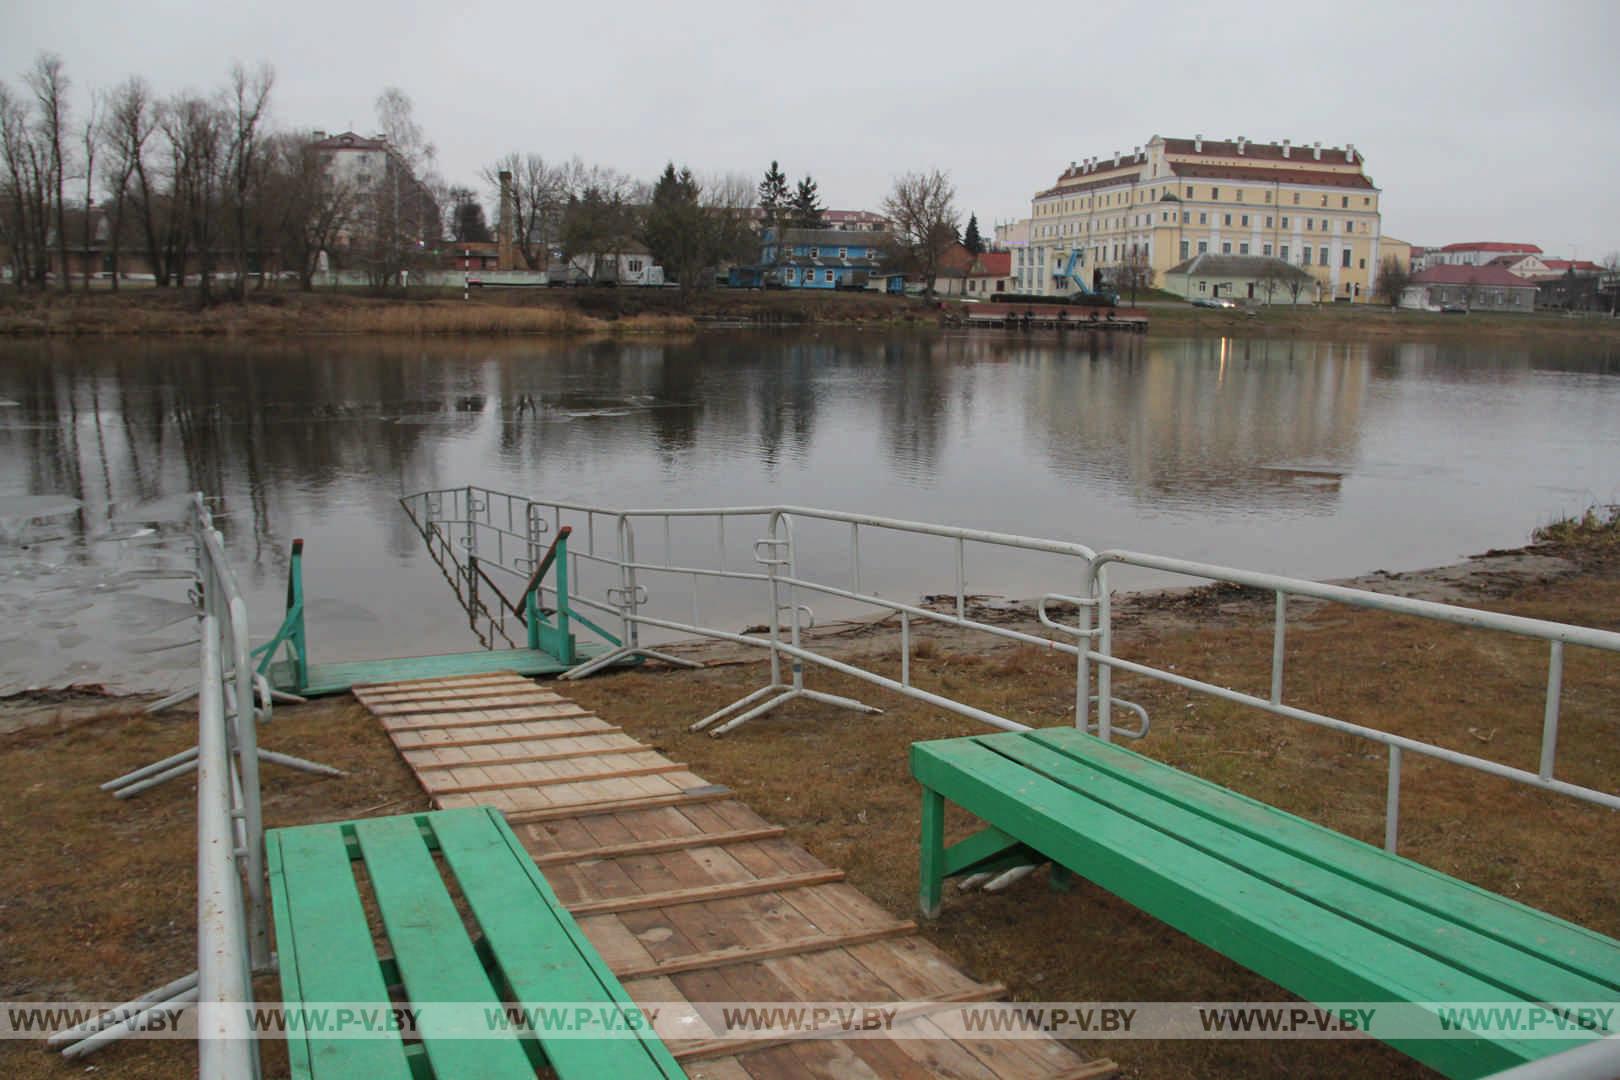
[[808, 246, 819, 257], [839, 247, 848, 259], [1359, 258, 1365, 269], [1281, 216, 1290, 228], [1211, 187, 1219, 199], [1321, 219, 1328, 231], [628, 258, 643, 272], [1222, 242, 1232, 254], [1223, 214, 1232, 226], [1185, 186, 1193, 197], [1292, 193, 1300, 205], [1303, 246, 1312, 264], [1241, 215, 1249, 227], [1265, 191, 1273, 203], [825, 269, 835, 282], [1319, 248, 1329, 266], [786, 269, 796, 281], [1321, 194, 1328, 206], [1240, 243, 1250, 254], [1342, 249, 1352, 268], [1342, 196, 1349, 208], [1265, 216, 1273, 228], [1198, 281, 1207, 293], [1181, 211, 1190, 224], [1263, 243, 1273, 256], [1198, 241, 1208, 254], [1306, 219, 1314, 231], [1237, 190, 1245, 202], [1199, 212, 1207, 225], [1180, 240, 1190, 259], [1280, 245, 1289, 261]]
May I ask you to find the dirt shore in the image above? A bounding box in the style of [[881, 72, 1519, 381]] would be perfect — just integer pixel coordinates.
[[5, 285, 1619, 345], [2, 515, 1616, 1079]]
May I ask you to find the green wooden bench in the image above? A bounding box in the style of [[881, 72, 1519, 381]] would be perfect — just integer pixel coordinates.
[[912, 727, 1620, 1080], [267, 807, 685, 1079]]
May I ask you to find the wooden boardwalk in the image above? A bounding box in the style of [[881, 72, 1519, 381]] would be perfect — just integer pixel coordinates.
[[353, 671, 1117, 1080]]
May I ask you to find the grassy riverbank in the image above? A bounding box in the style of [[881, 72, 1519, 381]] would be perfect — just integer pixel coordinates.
[[8, 284, 1619, 344], [2, 512, 1617, 1078]]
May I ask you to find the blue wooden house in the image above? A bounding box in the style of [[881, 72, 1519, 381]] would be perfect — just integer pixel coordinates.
[[729, 227, 887, 290]]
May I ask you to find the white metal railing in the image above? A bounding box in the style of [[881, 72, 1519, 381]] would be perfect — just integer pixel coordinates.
[[407, 486, 1620, 864], [52, 495, 264, 1076]]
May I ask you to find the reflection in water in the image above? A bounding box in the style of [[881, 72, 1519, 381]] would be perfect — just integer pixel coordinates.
[[2, 332, 1618, 692]]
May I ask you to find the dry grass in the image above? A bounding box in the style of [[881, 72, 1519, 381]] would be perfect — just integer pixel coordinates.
[[0, 290, 696, 337], [0, 697, 427, 1079], [4, 542, 1618, 1078], [563, 566, 1620, 1080]]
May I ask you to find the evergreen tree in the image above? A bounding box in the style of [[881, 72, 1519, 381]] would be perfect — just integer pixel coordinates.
[[791, 175, 825, 229], [963, 213, 984, 256], [758, 161, 789, 225]]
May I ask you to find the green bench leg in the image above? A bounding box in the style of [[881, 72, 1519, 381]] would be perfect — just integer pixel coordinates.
[[920, 786, 944, 918], [1050, 865, 1076, 893]]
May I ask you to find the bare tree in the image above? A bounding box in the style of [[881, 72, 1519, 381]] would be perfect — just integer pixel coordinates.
[[25, 53, 69, 292], [1108, 249, 1154, 306], [0, 80, 50, 287], [353, 88, 442, 289], [78, 89, 102, 291], [481, 152, 570, 270], [881, 168, 959, 300], [1258, 261, 1291, 305], [159, 92, 228, 301], [1285, 266, 1314, 306], [1374, 254, 1411, 309], [225, 62, 274, 297], [102, 77, 162, 287], [262, 131, 352, 290], [1602, 252, 1619, 317], [558, 162, 643, 284]]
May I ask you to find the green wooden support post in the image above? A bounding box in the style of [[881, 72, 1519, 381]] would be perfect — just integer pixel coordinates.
[[525, 580, 541, 652], [920, 786, 944, 918], [553, 531, 574, 665], [288, 539, 308, 691]]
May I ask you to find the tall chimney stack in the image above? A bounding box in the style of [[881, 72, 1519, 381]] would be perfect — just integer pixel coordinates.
[[1313, 141, 1322, 160], [1194, 133, 1203, 152], [1282, 139, 1291, 159], [497, 170, 515, 271], [1346, 142, 1357, 163]]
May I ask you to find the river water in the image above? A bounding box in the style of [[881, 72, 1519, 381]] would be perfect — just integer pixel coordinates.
[[2, 331, 1617, 692]]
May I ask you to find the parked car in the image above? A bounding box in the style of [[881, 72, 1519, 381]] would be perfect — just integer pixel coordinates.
[[1191, 296, 1236, 309], [1440, 304, 1468, 315]]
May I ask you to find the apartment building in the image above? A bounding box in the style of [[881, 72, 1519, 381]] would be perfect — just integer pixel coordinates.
[[1013, 134, 1385, 302]]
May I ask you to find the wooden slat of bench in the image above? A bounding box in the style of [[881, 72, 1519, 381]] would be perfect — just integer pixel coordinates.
[[350, 814, 537, 1078], [266, 827, 413, 1080], [1029, 727, 1620, 992], [429, 809, 684, 1078], [981, 733, 1620, 1011], [912, 738, 1556, 1079]]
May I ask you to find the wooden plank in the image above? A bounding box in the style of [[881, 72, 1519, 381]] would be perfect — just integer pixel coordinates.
[[427, 762, 690, 797], [354, 678, 535, 700], [265, 826, 413, 1080], [353, 670, 524, 692], [360, 686, 562, 707], [428, 808, 684, 1078], [397, 723, 622, 749], [613, 923, 916, 981], [348, 814, 536, 1077], [911, 738, 1554, 1078], [567, 870, 846, 916], [384, 707, 594, 732], [984, 734, 1620, 1009], [1028, 727, 1620, 989], [506, 787, 733, 825], [371, 695, 574, 718], [412, 742, 647, 771], [669, 986, 1008, 1063], [530, 826, 789, 867]]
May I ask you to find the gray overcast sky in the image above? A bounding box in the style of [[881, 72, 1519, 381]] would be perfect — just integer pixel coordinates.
[[5, 0, 1618, 256]]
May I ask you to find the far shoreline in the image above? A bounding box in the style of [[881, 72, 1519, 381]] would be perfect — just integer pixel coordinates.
[[3, 286, 1620, 346]]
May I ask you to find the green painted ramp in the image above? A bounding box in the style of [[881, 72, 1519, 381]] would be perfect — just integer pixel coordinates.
[[269, 641, 626, 697]]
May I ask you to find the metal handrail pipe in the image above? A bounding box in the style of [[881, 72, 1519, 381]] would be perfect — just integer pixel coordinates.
[[1093, 550, 1620, 652], [627, 611, 1034, 734], [1090, 651, 1620, 813], [194, 609, 256, 1077]]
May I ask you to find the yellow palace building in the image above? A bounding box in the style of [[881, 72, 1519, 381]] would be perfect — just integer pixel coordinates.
[[1013, 135, 1386, 303]]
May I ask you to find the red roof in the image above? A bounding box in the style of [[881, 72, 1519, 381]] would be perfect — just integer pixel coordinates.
[[1410, 265, 1538, 288], [968, 252, 1011, 277], [1161, 137, 1362, 167], [1438, 241, 1542, 254], [1170, 162, 1375, 190], [1543, 259, 1602, 273]]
